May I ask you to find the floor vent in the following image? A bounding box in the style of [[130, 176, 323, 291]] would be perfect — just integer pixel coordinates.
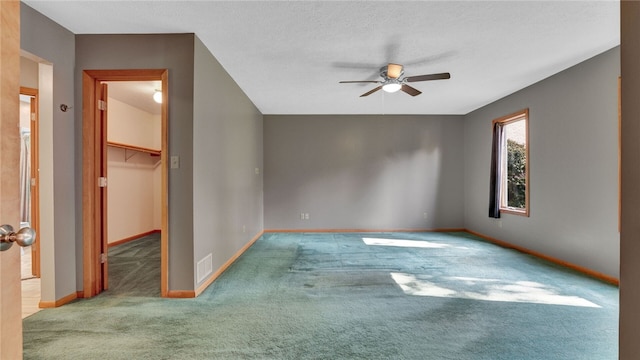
[[197, 253, 213, 283]]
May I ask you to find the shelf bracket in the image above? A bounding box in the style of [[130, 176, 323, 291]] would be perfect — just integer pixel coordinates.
[[124, 148, 136, 162]]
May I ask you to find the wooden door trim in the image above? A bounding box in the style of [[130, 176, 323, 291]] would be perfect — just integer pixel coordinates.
[[19, 87, 40, 277], [99, 82, 108, 290], [82, 69, 169, 298], [81, 71, 100, 296]]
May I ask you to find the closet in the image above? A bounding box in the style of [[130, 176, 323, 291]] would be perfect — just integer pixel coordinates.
[[105, 81, 161, 295]]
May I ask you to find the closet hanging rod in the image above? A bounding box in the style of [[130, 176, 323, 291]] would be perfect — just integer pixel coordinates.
[[107, 141, 161, 156]]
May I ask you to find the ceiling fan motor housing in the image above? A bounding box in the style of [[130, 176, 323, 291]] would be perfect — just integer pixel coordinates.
[[380, 64, 404, 79]]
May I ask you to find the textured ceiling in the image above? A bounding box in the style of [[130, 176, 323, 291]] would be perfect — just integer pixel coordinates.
[[24, 1, 620, 115], [106, 81, 162, 115]]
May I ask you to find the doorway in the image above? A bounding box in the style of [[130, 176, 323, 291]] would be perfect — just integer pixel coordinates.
[[105, 80, 162, 296], [82, 70, 169, 298], [19, 87, 41, 318]]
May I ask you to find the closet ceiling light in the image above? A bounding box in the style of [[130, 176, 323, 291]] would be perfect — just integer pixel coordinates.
[[153, 90, 162, 104]]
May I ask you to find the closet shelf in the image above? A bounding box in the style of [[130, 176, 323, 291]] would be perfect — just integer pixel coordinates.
[[108, 141, 161, 162], [108, 141, 161, 156]]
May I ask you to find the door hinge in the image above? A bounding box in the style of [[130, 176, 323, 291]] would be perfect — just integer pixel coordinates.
[[100, 253, 107, 263], [98, 100, 107, 111], [31, 113, 36, 121], [30, 178, 36, 187], [98, 177, 107, 188]]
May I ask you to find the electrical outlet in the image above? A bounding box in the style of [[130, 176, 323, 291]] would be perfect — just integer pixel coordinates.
[[304, 213, 309, 220], [423, 212, 428, 220], [255, 167, 260, 175], [301, 213, 305, 220], [242, 225, 246, 233]]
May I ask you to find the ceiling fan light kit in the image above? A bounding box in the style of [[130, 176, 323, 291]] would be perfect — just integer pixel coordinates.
[[340, 63, 450, 97], [382, 79, 402, 93]]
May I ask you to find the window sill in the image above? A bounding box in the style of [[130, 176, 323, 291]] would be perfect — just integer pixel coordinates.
[[500, 207, 529, 217]]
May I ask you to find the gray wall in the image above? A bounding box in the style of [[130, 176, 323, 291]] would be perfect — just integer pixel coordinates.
[[22, 9, 265, 294], [192, 37, 263, 288], [21, 3, 623, 300], [21, 3, 77, 302], [264, 115, 465, 230], [19, 57, 38, 89], [75, 34, 196, 291], [620, 3, 640, 358], [463, 47, 620, 278]]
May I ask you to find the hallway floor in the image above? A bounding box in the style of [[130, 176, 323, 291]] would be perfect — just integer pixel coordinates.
[[21, 246, 41, 319]]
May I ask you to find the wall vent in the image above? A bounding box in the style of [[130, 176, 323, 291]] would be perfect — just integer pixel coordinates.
[[197, 253, 213, 283]]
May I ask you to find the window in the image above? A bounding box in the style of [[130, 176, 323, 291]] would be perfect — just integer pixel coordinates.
[[489, 109, 529, 217]]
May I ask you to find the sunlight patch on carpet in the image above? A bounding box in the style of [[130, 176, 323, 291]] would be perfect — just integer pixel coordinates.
[[390, 272, 600, 308], [362, 237, 463, 249]]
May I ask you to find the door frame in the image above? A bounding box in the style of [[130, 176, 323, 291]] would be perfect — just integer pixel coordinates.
[[19, 86, 40, 277], [82, 69, 169, 298]]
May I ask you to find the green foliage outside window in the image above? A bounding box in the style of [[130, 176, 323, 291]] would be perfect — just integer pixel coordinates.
[[507, 139, 526, 208]]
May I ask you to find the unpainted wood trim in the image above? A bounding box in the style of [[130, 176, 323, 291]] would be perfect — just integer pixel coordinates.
[[160, 70, 169, 297], [0, 2, 23, 357], [82, 71, 99, 297], [465, 229, 619, 286], [499, 208, 528, 217], [524, 108, 530, 216], [107, 141, 161, 156], [263, 228, 466, 233], [19, 86, 37, 97], [166, 290, 196, 298], [107, 229, 161, 248], [491, 108, 528, 125], [194, 231, 265, 297], [100, 83, 109, 290], [618, 76, 622, 232], [494, 108, 530, 217], [38, 291, 77, 308], [82, 69, 170, 299], [83, 69, 167, 81], [20, 87, 40, 277]]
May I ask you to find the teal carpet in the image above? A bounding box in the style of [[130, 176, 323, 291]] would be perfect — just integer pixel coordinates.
[[23, 232, 618, 359], [107, 233, 161, 297]]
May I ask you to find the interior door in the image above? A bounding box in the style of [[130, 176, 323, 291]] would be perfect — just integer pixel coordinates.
[[99, 83, 109, 289], [20, 87, 41, 278], [0, 1, 24, 357], [29, 93, 40, 277]]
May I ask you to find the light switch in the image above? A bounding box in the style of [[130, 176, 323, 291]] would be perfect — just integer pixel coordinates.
[[170, 156, 180, 169]]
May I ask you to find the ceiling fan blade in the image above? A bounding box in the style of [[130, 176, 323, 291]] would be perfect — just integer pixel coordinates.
[[404, 72, 451, 83], [401, 84, 422, 97], [360, 86, 382, 97], [387, 63, 403, 79], [339, 80, 380, 84]]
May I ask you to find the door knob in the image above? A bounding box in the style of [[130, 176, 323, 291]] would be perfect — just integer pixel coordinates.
[[0, 225, 36, 251]]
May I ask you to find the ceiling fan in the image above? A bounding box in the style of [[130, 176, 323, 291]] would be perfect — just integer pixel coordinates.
[[339, 63, 450, 97]]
